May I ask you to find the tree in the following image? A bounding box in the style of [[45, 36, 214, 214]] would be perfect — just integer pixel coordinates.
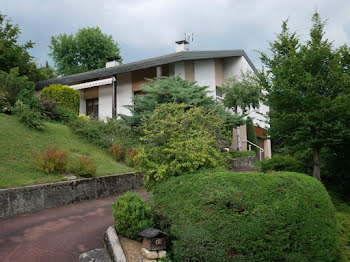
[[260, 13, 350, 180], [0, 12, 53, 82], [122, 76, 243, 130], [135, 103, 227, 188], [0, 68, 35, 112], [221, 71, 263, 150], [49, 27, 122, 76]]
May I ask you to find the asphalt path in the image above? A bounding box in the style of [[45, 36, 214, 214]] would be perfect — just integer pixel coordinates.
[[0, 189, 149, 262]]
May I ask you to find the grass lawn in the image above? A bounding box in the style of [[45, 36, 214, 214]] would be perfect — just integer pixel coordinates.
[[0, 114, 133, 188]]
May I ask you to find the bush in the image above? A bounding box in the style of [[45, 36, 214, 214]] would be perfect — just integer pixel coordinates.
[[125, 148, 139, 167], [112, 192, 154, 240], [69, 117, 139, 149], [110, 144, 126, 161], [67, 154, 97, 177], [34, 146, 68, 174], [55, 106, 78, 123], [13, 101, 45, 130], [136, 103, 227, 188], [152, 170, 337, 262], [256, 154, 302, 173], [40, 98, 58, 119], [0, 69, 35, 110], [17, 88, 44, 112], [40, 84, 80, 114]]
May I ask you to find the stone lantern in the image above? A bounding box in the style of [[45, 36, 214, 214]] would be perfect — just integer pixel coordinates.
[[139, 227, 168, 251]]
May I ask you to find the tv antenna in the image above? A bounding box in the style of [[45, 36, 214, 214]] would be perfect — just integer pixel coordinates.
[[184, 33, 194, 43]]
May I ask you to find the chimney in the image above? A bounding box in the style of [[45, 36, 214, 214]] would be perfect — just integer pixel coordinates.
[[175, 40, 189, 52], [106, 56, 120, 68]]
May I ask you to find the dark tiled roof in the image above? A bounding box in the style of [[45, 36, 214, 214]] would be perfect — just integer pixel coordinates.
[[36, 50, 257, 89], [138, 227, 168, 238]]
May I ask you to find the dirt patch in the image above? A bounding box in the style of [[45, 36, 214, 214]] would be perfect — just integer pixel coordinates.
[[119, 236, 142, 262]]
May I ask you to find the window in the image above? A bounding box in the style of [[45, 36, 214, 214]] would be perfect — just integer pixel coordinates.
[[86, 98, 98, 119]]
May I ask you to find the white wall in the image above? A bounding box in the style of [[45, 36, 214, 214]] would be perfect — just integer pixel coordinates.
[[117, 72, 133, 116], [79, 90, 86, 115], [98, 85, 113, 120], [174, 62, 185, 78], [194, 59, 216, 98]]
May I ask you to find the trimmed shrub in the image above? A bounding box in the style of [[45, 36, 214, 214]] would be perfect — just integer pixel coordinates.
[[13, 101, 45, 130], [136, 103, 227, 188], [112, 192, 154, 240], [110, 144, 126, 161], [152, 170, 337, 262], [125, 148, 139, 167], [256, 154, 302, 173], [40, 84, 80, 114], [67, 154, 97, 177], [34, 146, 68, 174]]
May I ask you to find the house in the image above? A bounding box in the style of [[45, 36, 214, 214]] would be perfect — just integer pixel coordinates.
[[36, 41, 271, 158]]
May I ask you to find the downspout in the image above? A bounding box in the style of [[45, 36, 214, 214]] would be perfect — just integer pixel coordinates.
[[156, 66, 162, 80], [112, 75, 117, 118]]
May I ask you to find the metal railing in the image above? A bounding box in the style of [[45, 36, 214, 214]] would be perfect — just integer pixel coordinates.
[[243, 140, 265, 160]]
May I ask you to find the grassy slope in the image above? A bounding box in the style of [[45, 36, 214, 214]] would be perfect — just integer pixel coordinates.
[[0, 114, 132, 188]]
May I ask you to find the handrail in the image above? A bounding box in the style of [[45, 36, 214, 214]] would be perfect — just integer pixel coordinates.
[[243, 140, 264, 160]]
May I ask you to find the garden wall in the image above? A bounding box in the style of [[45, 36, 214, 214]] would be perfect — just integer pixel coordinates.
[[231, 155, 257, 168], [0, 172, 143, 218]]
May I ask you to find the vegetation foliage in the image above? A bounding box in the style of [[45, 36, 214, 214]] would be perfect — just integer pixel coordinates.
[[112, 192, 153, 240], [135, 103, 228, 188], [34, 146, 68, 174], [0, 114, 132, 188], [0, 12, 55, 82], [69, 117, 139, 149], [122, 76, 243, 129], [259, 12, 350, 180], [110, 144, 126, 162], [49, 27, 122, 76], [40, 84, 80, 114], [256, 154, 302, 173], [152, 169, 337, 262], [67, 154, 97, 177], [0, 69, 36, 112]]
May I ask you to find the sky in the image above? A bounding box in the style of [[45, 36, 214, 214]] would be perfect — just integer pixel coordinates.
[[1, 0, 350, 70]]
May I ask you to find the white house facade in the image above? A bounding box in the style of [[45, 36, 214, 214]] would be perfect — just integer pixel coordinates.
[[37, 42, 271, 158]]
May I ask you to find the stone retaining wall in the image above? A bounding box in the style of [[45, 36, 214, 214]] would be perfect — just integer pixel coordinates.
[[0, 172, 143, 218], [231, 156, 257, 168]]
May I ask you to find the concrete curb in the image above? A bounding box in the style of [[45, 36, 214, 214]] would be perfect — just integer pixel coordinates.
[[0, 172, 143, 218], [104, 226, 127, 262]]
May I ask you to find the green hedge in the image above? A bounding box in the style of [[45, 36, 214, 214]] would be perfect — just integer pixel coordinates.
[[40, 84, 80, 114], [256, 154, 302, 173], [152, 170, 337, 262]]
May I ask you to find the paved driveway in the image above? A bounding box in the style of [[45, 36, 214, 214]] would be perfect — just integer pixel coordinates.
[[0, 189, 149, 262]]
